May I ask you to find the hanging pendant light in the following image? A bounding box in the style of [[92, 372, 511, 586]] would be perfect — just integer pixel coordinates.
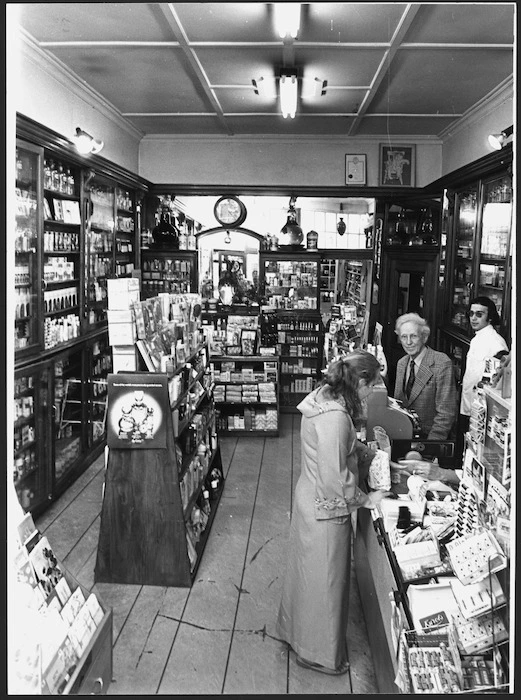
[[337, 217, 346, 236], [280, 196, 304, 247]]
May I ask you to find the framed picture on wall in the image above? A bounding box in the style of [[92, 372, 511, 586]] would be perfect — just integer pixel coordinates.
[[345, 154, 367, 185], [379, 144, 415, 187]]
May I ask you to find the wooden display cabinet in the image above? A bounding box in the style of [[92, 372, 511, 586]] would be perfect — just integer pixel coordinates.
[[140, 249, 198, 299], [13, 114, 149, 515], [211, 355, 279, 436]]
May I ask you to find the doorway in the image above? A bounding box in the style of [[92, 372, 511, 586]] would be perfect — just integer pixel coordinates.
[[379, 250, 440, 391]]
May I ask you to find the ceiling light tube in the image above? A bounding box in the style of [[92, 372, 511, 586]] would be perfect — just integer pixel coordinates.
[[488, 125, 513, 150], [273, 3, 301, 39], [280, 73, 297, 119]]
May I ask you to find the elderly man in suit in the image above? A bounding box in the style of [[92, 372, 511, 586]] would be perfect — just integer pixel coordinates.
[[393, 313, 457, 440]]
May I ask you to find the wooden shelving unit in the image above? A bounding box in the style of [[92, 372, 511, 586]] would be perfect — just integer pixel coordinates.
[[211, 355, 279, 436]]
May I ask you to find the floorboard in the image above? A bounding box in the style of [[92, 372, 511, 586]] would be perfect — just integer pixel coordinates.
[[34, 415, 378, 695]]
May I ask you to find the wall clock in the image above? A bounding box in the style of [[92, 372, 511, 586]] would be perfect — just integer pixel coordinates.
[[214, 195, 247, 228]]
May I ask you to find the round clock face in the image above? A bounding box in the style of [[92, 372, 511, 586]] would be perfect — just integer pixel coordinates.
[[214, 196, 247, 227]]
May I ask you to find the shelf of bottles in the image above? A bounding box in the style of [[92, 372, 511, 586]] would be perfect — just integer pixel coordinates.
[[477, 176, 511, 321], [115, 187, 136, 278], [140, 250, 198, 299], [273, 313, 324, 408], [54, 349, 85, 486], [14, 364, 51, 512], [15, 142, 40, 356], [261, 252, 320, 311], [42, 155, 82, 350], [450, 187, 478, 330], [85, 178, 114, 328], [86, 335, 112, 448]]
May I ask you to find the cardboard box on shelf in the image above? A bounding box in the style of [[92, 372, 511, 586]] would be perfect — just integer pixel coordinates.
[[107, 309, 136, 345], [112, 346, 138, 373]]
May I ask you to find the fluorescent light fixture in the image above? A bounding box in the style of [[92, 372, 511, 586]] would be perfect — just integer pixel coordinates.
[[273, 3, 301, 39], [73, 127, 104, 155], [280, 73, 297, 119], [301, 76, 328, 100], [252, 75, 277, 99], [488, 125, 513, 150]]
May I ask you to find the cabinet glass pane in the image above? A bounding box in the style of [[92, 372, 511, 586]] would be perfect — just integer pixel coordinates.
[[478, 176, 512, 320], [14, 367, 51, 511], [15, 145, 39, 353], [85, 179, 114, 327], [54, 351, 84, 483], [450, 188, 477, 330], [87, 335, 112, 446], [43, 155, 82, 349], [141, 251, 196, 298], [263, 259, 318, 310], [115, 187, 136, 278]]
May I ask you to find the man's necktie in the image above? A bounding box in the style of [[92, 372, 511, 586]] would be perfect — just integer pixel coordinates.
[[405, 360, 415, 399]]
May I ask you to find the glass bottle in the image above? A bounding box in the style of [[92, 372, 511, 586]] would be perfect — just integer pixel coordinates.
[[44, 159, 52, 189], [151, 209, 180, 249], [51, 161, 60, 191], [66, 168, 75, 196]]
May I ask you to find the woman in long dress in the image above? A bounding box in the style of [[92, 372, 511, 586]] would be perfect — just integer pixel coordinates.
[[276, 350, 391, 675]]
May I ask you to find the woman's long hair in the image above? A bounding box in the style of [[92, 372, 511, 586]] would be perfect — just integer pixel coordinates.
[[322, 350, 381, 421]]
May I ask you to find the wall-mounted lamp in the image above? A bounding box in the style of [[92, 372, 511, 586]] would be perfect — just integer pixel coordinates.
[[273, 3, 301, 39], [488, 125, 513, 151], [280, 73, 298, 119], [72, 127, 104, 155], [224, 231, 231, 245]]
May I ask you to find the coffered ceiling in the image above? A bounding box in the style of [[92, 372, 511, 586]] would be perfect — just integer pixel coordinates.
[[16, 2, 514, 139]]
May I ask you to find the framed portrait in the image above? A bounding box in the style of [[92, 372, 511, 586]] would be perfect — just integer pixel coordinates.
[[345, 154, 367, 185], [379, 144, 415, 187]]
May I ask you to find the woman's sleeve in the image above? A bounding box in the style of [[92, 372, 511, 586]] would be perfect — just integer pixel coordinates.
[[314, 411, 369, 520], [356, 440, 377, 482]]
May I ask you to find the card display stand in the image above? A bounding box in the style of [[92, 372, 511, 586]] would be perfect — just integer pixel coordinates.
[[94, 353, 223, 587], [11, 514, 112, 695]]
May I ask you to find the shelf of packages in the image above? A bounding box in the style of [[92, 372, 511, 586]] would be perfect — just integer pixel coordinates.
[[175, 387, 211, 437], [216, 404, 279, 437], [178, 414, 216, 479], [185, 468, 225, 579], [43, 224, 81, 252]]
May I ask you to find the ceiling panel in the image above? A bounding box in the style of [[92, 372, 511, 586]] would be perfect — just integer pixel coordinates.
[[49, 46, 210, 113], [369, 48, 514, 115], [18, 2, 172, 42], [404, 3, 515, 43], [15, 2, 514, 139]]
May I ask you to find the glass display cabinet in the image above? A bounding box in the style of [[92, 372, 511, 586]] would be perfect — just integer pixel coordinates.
[[260, 250, 320, 311], [84, 177, 114, 328], [15, 140, 42, 358]]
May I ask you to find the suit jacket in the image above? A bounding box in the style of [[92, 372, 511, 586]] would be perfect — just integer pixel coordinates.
[[394, 346, 457, 440]]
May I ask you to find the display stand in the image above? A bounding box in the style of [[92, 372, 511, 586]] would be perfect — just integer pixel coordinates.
[[95, 364, 224, 587]]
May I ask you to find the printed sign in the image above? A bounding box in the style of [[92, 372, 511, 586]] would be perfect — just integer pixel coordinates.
[[107, 373, 167, 449]]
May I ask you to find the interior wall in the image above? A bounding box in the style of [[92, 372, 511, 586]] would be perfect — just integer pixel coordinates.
[[9, 18, 142, 174], [440, 82, 513, 175], [139, 136, 442, 189]]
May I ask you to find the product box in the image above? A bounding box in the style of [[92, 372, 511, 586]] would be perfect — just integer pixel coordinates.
[[107, 309, 136, 345], [107, 277, 140, 310], [112, 345, 138, 373]]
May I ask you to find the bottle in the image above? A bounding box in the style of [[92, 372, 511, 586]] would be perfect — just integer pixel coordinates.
[[51, 161, 60, 191], [44, 159, 52, 189], [66, 168, 75, 195], [376, 344, 388, 378], [151, 209, 179, 249]]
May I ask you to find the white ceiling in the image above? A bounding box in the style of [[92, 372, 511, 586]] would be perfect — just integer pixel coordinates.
[[16, 2, 515, 139]]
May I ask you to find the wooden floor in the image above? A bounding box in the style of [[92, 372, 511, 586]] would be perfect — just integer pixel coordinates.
[[35, 413, 379, 695]]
